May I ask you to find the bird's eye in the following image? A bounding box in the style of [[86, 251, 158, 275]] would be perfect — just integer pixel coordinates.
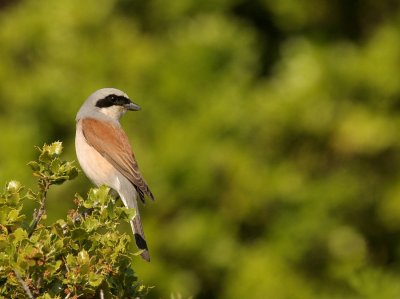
[[107, 95, 120, 104], [96, 94, 123, 108]]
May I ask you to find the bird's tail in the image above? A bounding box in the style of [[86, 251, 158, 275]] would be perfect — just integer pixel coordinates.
[[118, 190, 150, 262], [130, 211, 150, 262]]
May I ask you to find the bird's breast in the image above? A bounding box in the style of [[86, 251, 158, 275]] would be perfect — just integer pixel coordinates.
[[75, 120, 121, 190]]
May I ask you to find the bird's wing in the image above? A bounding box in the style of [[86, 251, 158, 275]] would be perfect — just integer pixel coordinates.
[[81, 118, 154, 202]]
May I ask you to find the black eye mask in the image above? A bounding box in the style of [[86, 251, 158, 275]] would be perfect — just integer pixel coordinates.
[[96, 94, 131, 108]]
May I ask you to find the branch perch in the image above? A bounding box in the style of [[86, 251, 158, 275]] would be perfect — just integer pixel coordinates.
[[14, 270, 34, 299], [28, 179, 50, 238]]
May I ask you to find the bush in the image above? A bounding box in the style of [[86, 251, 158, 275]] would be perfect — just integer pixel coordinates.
[[0, 142, 149, 298]]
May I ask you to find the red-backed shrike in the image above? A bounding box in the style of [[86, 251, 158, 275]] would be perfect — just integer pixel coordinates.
[[75, 88, 154, 262]]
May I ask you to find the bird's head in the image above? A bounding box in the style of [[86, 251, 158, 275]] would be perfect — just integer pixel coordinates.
[[76, 88, 141, 122]]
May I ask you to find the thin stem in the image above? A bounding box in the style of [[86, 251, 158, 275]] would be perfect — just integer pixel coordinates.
[[28, 179, 51, 237], [14, 270, 34, 299]]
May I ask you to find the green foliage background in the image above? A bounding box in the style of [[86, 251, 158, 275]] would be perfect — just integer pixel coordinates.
[[1, 0, 400, 298]]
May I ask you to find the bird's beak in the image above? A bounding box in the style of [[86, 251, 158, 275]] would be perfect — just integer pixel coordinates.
[[125, 101, 141, 111]]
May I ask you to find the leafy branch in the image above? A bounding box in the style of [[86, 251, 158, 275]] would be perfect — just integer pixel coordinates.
[[14, 269, 34, 299], [27, 142, 76, 237], [0, 142, 149, 299]]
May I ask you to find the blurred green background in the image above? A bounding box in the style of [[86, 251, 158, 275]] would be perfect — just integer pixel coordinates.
[[1, 0, 400, 298]]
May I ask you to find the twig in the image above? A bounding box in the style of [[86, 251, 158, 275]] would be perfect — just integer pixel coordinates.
[[28, 179, 50, 237], [63, 256, 70, 273], [14, 270, 34, 299], [100, 289, 104, 299]]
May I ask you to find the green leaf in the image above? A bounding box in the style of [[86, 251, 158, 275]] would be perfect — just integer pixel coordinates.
[[47, 141, 63, 156], [0, 210, 8, 224], [83, 218, 101, 232], [6, 181, 21, 193], [37, 293, 55, 299], [51, 176, 69, 185], [7, 208, 22, 223], [26, 189, 39, 201], [27, 161, 41, 172], [0, 235, 8, 250], [89, 185, 111, 206], [53, 221, 66, 237], [71, 228, 88, 240], [50, 159, 61, 173], [67, 166, 79, 180], [10, 228, 27, 243], [65, 254, 76, 267], [123, 207, 136, 221], [88, 272, 104, 287], [77, 249, 90, 264], [4, 181, 23, 206], [39, 150, 52, 163]]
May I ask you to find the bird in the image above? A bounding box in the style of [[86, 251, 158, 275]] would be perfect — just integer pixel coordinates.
[[75, 88, 154, 262]]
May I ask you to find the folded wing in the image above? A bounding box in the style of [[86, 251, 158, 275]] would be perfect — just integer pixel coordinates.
[[81, 118, 154, 202]]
